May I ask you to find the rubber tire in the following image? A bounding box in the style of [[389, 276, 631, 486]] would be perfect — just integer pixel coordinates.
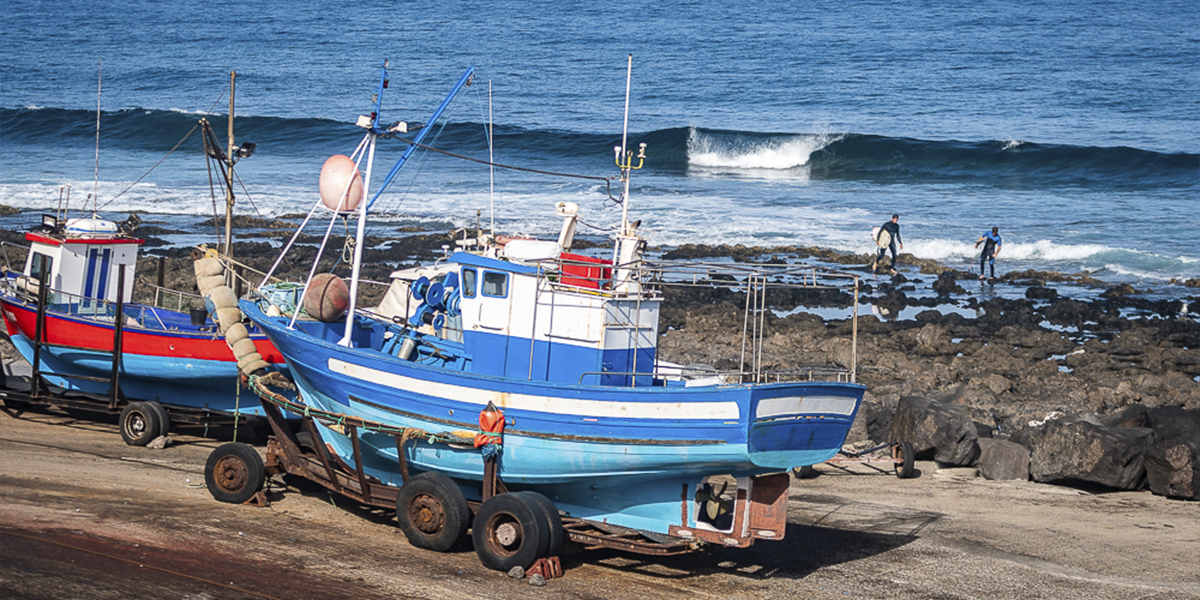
[[147, 401, 170, 438], [294, 430, 320, 456], [395, 472, 471, 553], [205, 442, 266, 504], [895, 440, 916, 479], [793, 465, 818, 479], [472, 493, 550, 571], [513, 491, 564, 558], [119, 401, 162, 446]]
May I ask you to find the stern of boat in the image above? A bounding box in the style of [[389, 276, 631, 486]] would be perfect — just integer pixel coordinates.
[[745, 384, 864, 470]]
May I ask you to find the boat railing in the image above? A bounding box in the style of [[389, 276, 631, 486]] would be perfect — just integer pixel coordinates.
[[534, 255, 862, 385], [578, 366, 853, 386], [142, 280, 204, 313], [31, 286, 193, 333]]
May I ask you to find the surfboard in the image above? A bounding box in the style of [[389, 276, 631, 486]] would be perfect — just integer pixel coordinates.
[[873, 226, 891, 248]]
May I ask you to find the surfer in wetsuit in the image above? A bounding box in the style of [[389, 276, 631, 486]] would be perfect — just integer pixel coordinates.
[[975, 226, 1002, 280], [872, 214, 903, 274]]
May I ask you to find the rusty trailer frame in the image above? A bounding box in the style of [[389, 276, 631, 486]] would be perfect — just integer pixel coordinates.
[[240, 372, 797, 563]]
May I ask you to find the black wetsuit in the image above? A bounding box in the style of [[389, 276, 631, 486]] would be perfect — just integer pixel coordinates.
[[979, 231, 1002, 278], [876, 220, 901, 266]]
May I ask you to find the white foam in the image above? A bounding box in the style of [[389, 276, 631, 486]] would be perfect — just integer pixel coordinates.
[[686, 127, 841, 171]]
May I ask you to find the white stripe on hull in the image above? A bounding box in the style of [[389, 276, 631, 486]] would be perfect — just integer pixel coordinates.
[[328, 358, 741, 420]]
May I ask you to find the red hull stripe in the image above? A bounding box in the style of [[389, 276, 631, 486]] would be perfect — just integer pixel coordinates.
[[1, 299, 282, 363]]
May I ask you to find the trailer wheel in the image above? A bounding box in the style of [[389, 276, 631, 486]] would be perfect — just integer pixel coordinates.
[[472, 493, 550, 571], [295, 431, 320, 457], [792, 465, 818, 479], [395, 472, 470, 552], [147, 401, 170, 438], [514, 491, 564, 558], [205, 442, 266, 504], [119, 402, 162, 446], [894, 440, 916, 479]]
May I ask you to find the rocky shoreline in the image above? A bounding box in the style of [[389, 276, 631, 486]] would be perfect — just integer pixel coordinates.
[[2, 218, 1197, 498]]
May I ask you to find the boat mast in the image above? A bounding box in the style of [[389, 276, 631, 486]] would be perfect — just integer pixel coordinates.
[[224, 71, 236, 277], [611, 54, 645, 294], [337, 60, 388, 347], [340, 65, 475, 346]]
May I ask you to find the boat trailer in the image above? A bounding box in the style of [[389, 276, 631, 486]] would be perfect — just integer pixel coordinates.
[[794, 440, 917, 479], [203, 372, 796, 578], [0, 265, 262, 446]]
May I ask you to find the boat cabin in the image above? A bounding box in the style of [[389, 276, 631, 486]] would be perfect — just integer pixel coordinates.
[[21, 216, 139, 304]]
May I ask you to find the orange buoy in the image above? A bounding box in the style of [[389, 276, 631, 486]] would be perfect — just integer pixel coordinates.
[[474, 402, 505, 448]]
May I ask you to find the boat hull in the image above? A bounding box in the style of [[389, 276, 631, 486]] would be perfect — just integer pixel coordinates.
[[245, 300, 864, 533], [0, 291, 282, 414]]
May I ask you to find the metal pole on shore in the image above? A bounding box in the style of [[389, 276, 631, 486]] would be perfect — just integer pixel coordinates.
[[224, 71, 236, 278]]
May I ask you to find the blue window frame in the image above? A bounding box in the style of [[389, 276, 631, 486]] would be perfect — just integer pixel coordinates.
[[481, 271, 508, 298], [461, 267, 477, 298]]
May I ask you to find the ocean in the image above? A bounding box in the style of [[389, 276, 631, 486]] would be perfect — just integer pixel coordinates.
[[2, 0, 1197, 290]]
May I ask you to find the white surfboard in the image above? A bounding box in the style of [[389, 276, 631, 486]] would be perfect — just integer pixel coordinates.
[[873, 227, 891, 248]]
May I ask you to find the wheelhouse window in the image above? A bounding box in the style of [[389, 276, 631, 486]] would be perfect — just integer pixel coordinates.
[[481, 271, 508, 298], [29, 253, 53, 282], [461, 267, 477, 298]]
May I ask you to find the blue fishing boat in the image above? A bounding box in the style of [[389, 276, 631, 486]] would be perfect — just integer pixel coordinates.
[[212, 58, 866, 571]]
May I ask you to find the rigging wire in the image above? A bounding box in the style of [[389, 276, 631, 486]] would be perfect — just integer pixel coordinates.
[[96, 83, 231, 212]]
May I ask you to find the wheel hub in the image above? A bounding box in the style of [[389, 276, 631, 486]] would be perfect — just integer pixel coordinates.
[[409, 494, 445, 535], [215, 456, 249, 492], [494, 522, 518, 547]]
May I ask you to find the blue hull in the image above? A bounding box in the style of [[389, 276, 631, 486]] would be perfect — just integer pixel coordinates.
[[245, 300, 863, 533], [5, 332, 267, 415]]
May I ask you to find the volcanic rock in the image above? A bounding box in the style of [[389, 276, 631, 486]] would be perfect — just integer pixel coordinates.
[[1027, 418, 1155, 490], [1144, 438, 1200, 500], [977, 438, 1030, 481], [888, 395, 990, 466]]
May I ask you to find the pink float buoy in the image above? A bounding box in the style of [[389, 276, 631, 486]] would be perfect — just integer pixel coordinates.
[[318, 155, 364, 212]]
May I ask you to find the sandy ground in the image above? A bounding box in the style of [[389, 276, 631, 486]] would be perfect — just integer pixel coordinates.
[[1, 404, 1196, 600]]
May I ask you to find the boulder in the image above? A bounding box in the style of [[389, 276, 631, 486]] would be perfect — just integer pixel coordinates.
[[977, 438, 1030, 481], [1145, 406, 1200, 445], [1144, 438, 1200, 500], [852, 400, 894, 444], [1025, 286, 1058, 300], [914, 323, 949, 356], [889, 395, 990, 466], [1099, 404, 1150, 429], [1028, 418, 1154, 490]]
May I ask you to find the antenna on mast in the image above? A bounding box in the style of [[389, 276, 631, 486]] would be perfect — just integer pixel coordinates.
[[613, 54, 645, 234], [611, 54, 646, 295], [92, 58, 103, 217], [488, 79, 495, 236]]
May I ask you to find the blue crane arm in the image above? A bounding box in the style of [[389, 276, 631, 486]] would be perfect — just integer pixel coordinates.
[[367, 67, 475, 211]]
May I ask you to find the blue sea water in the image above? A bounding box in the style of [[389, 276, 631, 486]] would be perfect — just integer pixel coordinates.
[[1, 0, 1197, 285]]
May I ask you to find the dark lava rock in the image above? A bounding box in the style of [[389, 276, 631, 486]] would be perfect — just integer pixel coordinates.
[[977, 438, 1030, 481], [1025, 286, 1058, 300], [1028, 418, 1154, 490], [1101, 283, 1139, 299], [933, 272, 967, 296], [1145, 406, 1200, 445], [855, 400, 894, 444], [1144, 438, 1200, 500], [888, 395, 990, 466]]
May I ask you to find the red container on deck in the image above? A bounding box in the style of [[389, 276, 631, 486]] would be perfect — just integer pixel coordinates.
[[560, 253, 612, 289]]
